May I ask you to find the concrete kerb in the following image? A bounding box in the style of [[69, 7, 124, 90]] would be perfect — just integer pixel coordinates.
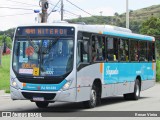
[[0, 90, 10, 97]]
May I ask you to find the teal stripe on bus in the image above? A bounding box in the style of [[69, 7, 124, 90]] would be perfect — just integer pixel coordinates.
[[103, 31, 153, 41]]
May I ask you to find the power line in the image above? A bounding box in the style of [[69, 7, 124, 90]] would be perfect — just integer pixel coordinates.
[[49, 1, 60, 8], [48, 0, 61, 16], [66, 0, 92, 16], [64, 11, 80, 17], [6, 0, 39, 7], [64, 9, 80, 17], [0, 6, 34, 11], [0, 13, 35, 17], [48, 2, 80, 17], [2, 4, 36, 8]]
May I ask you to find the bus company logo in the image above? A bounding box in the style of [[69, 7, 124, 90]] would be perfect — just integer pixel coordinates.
[[106, 66, 119, 77]]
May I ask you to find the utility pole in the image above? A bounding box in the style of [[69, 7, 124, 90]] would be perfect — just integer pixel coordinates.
[[3, 34, 7, 54], [126, 0, 129, 29], [61, 0, 64, 21], [40, 0, 49, 23], [100, 11, 103, 16], [0, 34, 7, 66]]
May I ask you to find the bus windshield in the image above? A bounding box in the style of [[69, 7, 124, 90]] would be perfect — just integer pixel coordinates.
[[12, 27, 75, 77]]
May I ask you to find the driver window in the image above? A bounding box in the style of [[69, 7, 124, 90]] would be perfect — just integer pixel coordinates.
[[77, 32, 90, 64]]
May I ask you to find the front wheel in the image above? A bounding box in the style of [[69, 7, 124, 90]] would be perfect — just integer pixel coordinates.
[[35, 101, 49, 108], [83, 85, 97, 108], [124, 79, 140, 100]]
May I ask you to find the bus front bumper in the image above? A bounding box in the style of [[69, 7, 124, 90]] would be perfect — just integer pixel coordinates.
[[10, 86, 76, 102]]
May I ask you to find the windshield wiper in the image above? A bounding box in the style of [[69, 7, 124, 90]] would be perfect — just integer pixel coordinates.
[[42, 37, 60, 54], [52, 36, 60, 45], [27, 36, 39, 53]]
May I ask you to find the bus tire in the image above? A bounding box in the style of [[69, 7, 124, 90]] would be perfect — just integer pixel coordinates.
[[83, 84, 97, 108], [123, 79, 140, 100], [35, 101, 49, 108]]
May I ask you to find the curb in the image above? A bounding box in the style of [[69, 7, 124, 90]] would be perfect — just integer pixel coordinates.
[[0, 90, 5, 95], [0, 90, 10, 97]]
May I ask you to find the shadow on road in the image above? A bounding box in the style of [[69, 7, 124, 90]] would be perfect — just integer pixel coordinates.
[[20, 96, 149, 112]]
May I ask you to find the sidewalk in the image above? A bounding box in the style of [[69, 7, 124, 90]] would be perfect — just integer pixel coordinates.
[[0, 90, 5, 95], [0, 90, 10, 97]]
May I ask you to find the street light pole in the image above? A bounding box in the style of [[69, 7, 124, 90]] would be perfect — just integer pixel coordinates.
[[61, 0, 64, 21], [126, 0, 129, 29], [40, 0, 49, 23]]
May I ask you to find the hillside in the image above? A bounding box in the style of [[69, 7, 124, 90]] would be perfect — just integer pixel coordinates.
[[68, 4, 160, 33], [0, 28, 15, 38], [0, 4, 160, 34]]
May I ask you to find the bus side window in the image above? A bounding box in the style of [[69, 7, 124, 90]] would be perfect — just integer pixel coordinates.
[[82, 40, 89, 62], [107, 37, 118, 62], [92, 35, 105, 62], [77, 32, 91, 64], [119, 38, 129, 62], [77, 40, 89, 63], [148, 42, 153, 61], [152, 42, 155, 61], [139, 41, 147, 62], [130, 40, 138, 62]]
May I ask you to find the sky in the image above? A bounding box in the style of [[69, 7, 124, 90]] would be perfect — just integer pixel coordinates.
[[0, 0, 160, 31]]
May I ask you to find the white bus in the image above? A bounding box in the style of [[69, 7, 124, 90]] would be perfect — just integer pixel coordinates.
[[10, 23, 156, 108]]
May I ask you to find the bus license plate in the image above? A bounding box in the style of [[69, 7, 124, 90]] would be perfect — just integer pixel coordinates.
[[33, 97, 44, 101]]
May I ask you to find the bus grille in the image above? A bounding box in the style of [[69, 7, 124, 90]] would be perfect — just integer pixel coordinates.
[[22, 92, 56, 100]]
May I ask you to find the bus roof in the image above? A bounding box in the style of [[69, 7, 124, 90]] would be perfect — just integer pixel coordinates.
[[16, 22, 155, 41]]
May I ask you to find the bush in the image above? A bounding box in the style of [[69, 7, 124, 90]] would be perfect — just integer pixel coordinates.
[[156, 60, 160, 82]]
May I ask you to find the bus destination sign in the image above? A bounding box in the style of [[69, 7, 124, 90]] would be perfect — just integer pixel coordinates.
[[16, 27, 75, 36]]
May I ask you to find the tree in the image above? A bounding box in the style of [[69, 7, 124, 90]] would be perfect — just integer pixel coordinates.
[[0, 35, 12, 49], [140, 17, 160, 35], [114, 12, 119, 17], [140, 17, 160, 59]]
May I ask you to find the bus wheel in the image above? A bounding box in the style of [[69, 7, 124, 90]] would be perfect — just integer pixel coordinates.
[[83, 85, 97, 108], [124, 79, 140, 100], [35, 101, 49, 108]]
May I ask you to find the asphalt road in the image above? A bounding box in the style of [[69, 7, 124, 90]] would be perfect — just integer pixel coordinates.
[[0, 84, 160, 119]]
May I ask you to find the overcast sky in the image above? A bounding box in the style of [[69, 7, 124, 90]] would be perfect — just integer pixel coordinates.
[[0, 0, 160, 31]]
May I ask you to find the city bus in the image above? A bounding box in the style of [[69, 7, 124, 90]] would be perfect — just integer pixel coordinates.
[[10, 23, 156, 108]]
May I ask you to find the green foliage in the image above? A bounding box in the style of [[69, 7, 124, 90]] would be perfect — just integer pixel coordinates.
[[156, 61, 160, 82], [0, 55, 10, 92], [140, 17, 160, 59], [140, 17, 160, 35], [0, 35, 12, 49], [0, 28, 15, 38], [0, 28, 15, 49]]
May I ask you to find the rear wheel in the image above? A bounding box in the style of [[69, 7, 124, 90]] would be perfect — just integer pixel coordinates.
[[124, 79, 140, 100], [35, 101, 49, 108], [83, 85, 97, 108]]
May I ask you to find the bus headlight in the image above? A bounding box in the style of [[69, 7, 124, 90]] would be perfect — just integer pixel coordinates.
[[62, 81, 72, 90], [11, 78, 19, 89]]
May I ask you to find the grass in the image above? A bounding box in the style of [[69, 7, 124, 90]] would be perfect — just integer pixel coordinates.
[[156, 60, 160, 82], [0, 55, 10, 93]]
